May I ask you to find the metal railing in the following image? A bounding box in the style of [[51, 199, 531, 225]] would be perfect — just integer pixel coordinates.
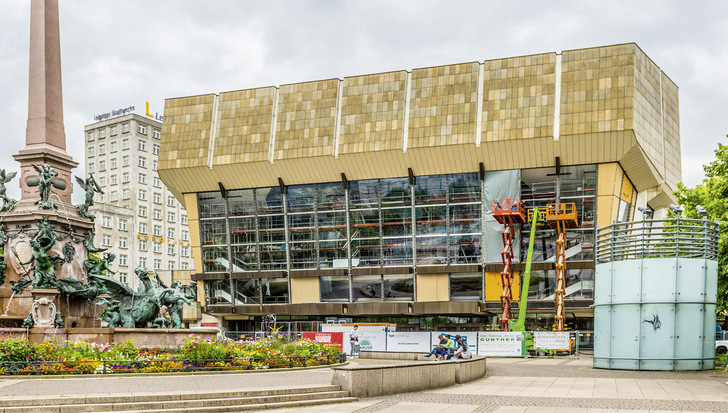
[[0, 354, 345, 376], [596, 218, 719, 263]]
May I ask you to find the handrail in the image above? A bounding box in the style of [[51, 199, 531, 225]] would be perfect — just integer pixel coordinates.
[[595, 218, 719, 263]]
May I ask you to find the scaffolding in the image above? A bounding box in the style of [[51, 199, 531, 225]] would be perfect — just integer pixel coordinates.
[[492, 198, 527, 331]]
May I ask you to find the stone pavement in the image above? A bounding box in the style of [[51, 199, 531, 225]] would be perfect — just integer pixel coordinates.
[[266, 358, 728, 413], [0, 358, 725, 412]]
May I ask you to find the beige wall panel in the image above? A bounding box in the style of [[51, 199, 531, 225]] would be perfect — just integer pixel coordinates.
[[291, 277, 321, 304], [160, 94, 216, 168], [416, 273, 449, 302], [484, 271, 519, 302], [596, 197, 615, 229], [183, 193, 199, 220]]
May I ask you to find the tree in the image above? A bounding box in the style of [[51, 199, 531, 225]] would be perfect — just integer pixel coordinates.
[[674, 136, 728, 315]]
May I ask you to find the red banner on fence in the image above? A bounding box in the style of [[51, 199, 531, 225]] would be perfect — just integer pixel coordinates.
[[302, 332, 343, 351]]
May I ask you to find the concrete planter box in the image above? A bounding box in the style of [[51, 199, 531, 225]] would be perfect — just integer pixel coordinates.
[[332, 351, 486, 398], [0, 327, 218, 348]]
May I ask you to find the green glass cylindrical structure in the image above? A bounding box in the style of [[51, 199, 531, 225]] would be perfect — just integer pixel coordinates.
[[593, 218, 719, 370]]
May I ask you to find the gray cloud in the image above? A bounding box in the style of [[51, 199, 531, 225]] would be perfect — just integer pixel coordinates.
[[1, 0, 726, 202]]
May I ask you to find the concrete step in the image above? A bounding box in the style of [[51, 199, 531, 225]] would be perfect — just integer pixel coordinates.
[[0, 385, 342, 409], [53, 391, 350, 413], [92, 397, 359, 413]]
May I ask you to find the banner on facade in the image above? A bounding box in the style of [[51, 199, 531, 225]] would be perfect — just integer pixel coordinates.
[[302, 332, 344, 351], [477, 332, 524, 356], [533, 332, 570, 350], [386, 332, 432, 352]]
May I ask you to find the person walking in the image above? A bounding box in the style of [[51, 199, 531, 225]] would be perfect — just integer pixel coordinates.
[[348, 325, 360, 357]]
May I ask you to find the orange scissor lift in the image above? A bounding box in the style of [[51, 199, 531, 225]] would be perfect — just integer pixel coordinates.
[[491, 198, 527, 331], [545, 203, 579, 331]]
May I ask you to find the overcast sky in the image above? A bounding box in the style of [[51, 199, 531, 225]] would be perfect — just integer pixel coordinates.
[[1, 0, 726, 202]]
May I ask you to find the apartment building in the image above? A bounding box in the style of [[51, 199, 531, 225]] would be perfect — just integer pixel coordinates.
[[85, 113, 193, 289]]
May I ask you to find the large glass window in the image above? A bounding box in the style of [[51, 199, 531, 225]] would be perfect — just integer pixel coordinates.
[[383, 274, 414, 301], [449, 273, 482, 301], [320, 276, 350, 302], [205, 280, 231, 304], [262, 278, 289, 304], [352, 275, 382, 302], [233, 279, 261, 304]]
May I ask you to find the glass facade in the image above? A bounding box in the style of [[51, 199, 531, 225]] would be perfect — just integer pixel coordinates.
[[198, 168, 599, 304]]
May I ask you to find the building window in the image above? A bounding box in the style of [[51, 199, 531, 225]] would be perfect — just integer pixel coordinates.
[[153, 192, 161, 203], [167, 261, 175, 270], [139, 240, 147, 252], [101, 216, 111, 228], [138, 206, 147, 217], [167, 244, 175, 255], [99, 160, 106, 171], [154, 259, 161, 270], [99, 176, 106, 187], [123, 189, 130, 199], [167, 196, 176, 207], [122, 138, 129, 149], [122, 172, 129, 183], [152, 143, 159, 155], [110, 175, 117, 185], [102, 234, 111, 246], [138, 189, 146, 201], [139, 223, 147, 234], [167, 212, 175, 223], [153, 225, 161, 236], [119, 237, 127, 248], [122, 155, 129, 167], [181, 215, 188, 225], [87, 131, 95, 141], [98, 144, 106, 155], [110, 191, 117, 201], [138, 139, 146, 151], [139, 173, 147, 184], [153, 176, 161, 187], [167, 228, 175, 239], [181, 230, 189, 241], [181, 262, 188, 270], [153, 209, 161, 220], [153, 129, 161, 139], [139, 257, 147, 267], [99, 194, 106, 203], [154, 242, 161, 253], [88, 147, 95, 157], [152, 160, 157, 171], [118, 219, 127, 231], [110, 158, 117, 169], [139, 157, 147, 168], [122, 123, 129, 133], [99, 130, 106, 139], [110, 141, 117, 152], [110, 126, 117, 136], [119, 255, 127, 266], [181, 246, 189, 257], [88, 163, 94, 174], [138, 124, 147, 134]]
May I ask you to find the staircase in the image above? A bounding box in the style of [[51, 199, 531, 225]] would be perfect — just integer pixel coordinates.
[[0, 384, 356, 412]]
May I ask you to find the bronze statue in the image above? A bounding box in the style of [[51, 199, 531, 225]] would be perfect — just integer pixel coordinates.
[[75, 174, 103, 220], [20, 233, 64, 289], [0, 169, 17, 212], [83, 229, 107, 253], [85, 253, 116, 276], [32, 164, 58, 210], [96, 297, 122, 328], [156, 276, 196, 328]]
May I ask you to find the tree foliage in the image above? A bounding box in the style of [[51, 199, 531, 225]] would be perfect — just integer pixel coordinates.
[[674, 137, 728, 314]]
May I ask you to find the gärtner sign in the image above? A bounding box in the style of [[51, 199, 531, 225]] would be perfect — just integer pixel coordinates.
[[93, 105, 135, 121]]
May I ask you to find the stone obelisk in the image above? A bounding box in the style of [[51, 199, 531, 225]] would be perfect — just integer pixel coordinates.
[[13, 0, 77, 204]]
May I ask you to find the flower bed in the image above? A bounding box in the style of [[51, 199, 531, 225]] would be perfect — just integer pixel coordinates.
[[0, 336, 342, 375]]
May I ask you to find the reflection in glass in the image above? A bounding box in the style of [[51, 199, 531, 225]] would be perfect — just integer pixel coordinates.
[[229, 217, 256, 244], [352, 275, 382, 302], [416, 206, 446, 235], [349, 179, 378, 208], [415, 175, 446, 205], [320, 276, 350, 302], [381, 178, 411, 207], [383, 274, 414, 301], [382, 238, 412, 266], [287, 185, 315, 213], [317, 182, 345, 211], [258, 215, 285, 243], [449, 173, 481, 203], [382, 207, 411, 237], [259, 247, 286, 270], [231, 244, 257, 271], [289, 213, 315, 241], [256, 187, 283, 214], [227, 189, 255, 216], [450, 235, 481, 263], [197, 191, 226, 219], [416, 236, 448, 265], [450, 273, 482, 301]]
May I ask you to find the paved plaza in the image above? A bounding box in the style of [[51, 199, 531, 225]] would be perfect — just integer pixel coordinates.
[[0, 357, 725, 412]]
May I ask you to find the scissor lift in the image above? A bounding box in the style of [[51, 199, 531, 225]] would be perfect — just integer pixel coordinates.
[[492, 198, 527, 331], [545, 203, 579, 331]]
